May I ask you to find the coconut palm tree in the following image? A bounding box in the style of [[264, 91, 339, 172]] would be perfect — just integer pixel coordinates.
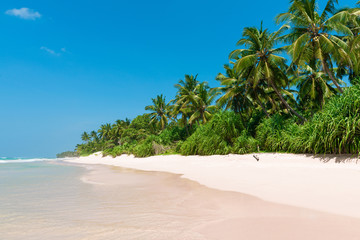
[[334, 6, 360, 82], [276, 0, 355, 93], [90, 131, 98, 142], [98, 123, 112, 140], [81, 132, 90, 142], [216, 64, 253, 114], [230, 25, 306, 122], [172, 74, 199, 127], [174, 74, 199, 97], [113, 119, 130, 135], [216, 64, 271, 118], [145, 94, 171, 130], [186, 82, 220, 124], [294, 64, 336, 112], [110, 119, 130, 144]]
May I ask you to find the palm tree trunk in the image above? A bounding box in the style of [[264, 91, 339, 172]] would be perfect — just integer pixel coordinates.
[[255, 92, 270, 118], [318, 86, 324, 111], [321, 60, 344, 94], [182, 115, 190, 136], [258, 100, 270, 118], [270, 81, 306, 123], [185, 125, 189, 136], [254, 93, 269, 118]]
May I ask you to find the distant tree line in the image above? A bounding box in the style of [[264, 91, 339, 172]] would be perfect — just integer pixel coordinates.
[[56, 151, 79, 158]]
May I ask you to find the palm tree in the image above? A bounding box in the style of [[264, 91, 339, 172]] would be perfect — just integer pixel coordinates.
[[90, 130, 98, 142], [172, 74, 199, 127], [186, 82, 220, 124], [230, 25, 306, 122], [113, 119, 130, 135], [81, 132, 90, 142], [216, 64, 252, 114], [216, 64, 270, 118], [111, 119, 130, 144], [145, 94, 170, 130], [174, 74, 199, 97], [293, 65, 336, 112], [98, 123, 112, 140], [335, 6, 360, 83], [276, 0, 355, 93]]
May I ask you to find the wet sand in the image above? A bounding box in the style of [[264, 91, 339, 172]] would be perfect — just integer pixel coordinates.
[[78, 163, 360, 240]]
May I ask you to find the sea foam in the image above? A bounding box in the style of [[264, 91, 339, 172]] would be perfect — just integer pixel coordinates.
[[0, 158, 58, 164]]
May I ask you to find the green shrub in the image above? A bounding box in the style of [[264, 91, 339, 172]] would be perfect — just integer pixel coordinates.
[[256, 114, 288, 151], [232, 131, 259, 154], [132, 135, 170, 157], [157, 126, 187, 144], [180, 111, 243, 155], [133, 141, 154, 157], [255, 84, 360, 154], [298, 84, 360, 154], [103, 142, 135, 157], [175, 140, 184, 153], [56, 151, 79, 158]]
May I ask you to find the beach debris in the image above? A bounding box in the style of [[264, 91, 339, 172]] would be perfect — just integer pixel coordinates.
[[253, 154, 259, 161]]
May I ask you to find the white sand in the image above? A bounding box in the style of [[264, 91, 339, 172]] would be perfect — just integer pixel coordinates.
[[66, 152, 360, 218]]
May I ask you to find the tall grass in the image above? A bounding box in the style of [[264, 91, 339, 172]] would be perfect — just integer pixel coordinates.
[[256, 84, 360, 154], [232, 131, 259, 154], [180, 111, 244, 155], [298, 84, 360, 154]]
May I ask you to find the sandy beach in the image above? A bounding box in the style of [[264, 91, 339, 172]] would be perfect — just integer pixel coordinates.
[[64, 153, 360, 239], [67, 153, 360, 218]]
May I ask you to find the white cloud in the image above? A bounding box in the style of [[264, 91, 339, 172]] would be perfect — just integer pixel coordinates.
[[5, 8, 41, 20], [40, 47, 60, 56]]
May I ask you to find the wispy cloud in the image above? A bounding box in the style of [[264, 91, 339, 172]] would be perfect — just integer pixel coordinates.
[[40, 47, 60, 56], [5, 8, 41, 20]]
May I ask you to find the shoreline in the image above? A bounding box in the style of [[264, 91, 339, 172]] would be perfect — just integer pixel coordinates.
[[74, 163, 360, 240], [66, 152, 360, 218]]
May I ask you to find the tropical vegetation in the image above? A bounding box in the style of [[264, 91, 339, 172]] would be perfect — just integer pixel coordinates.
[[73, 0, 360, 158], [56, 151, 79, 158]]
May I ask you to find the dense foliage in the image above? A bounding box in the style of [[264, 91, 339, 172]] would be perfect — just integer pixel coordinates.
[[253, 84, 360, 154], [180, 111, 243, 155], [56, 151, 79, 158], [73, 0, 360, 158]]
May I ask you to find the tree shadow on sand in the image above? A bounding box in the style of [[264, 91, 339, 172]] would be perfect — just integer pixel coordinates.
[[310, 154, 360, 163]]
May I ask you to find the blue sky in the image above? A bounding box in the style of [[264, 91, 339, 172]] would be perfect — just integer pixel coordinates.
[[0, 0, 357, 157]]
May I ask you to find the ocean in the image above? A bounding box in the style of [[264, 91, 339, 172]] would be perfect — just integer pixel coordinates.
[[2, 157, 360, 240], [0, 158, 93, 240], [0, 158, 213, 240]]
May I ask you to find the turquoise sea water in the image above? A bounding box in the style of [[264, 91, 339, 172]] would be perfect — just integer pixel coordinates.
[[2, 158, 360, 240], [0, 158, 210, 240], [0, 158, 96, 240]]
